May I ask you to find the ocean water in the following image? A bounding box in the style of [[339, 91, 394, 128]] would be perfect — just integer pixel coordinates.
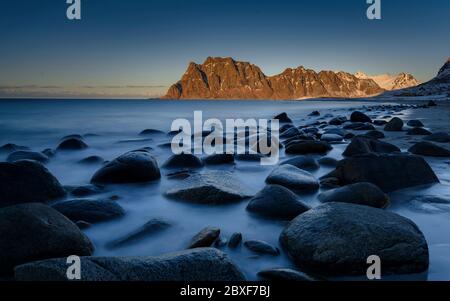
[[0, 99, 449, 281]]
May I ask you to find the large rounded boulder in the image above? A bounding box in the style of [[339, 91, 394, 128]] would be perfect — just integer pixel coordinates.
[[91, 150, 161, 184], [15, 248, 245, 281], [0, 203, 94, 275], [0, 160, 66, 208], [280, 203, 429, 276]]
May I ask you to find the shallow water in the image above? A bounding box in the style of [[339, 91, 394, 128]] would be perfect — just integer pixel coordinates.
[[0, 99, 449, 280]]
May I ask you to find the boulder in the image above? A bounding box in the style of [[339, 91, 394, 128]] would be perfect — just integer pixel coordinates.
[[107, 219, 171, 248], [91, 150, 161, 184], [57, 138, 88, 151], [162, 153, 203, 169], [318, 182, 389, 208], [266, 164, 319, 191], [424, 132, 450, 143], [384, 117, 404, 132], [0, 160, 66, 208], [165, 171, 252, 204], [52, 199, 125, 223], [343, 137, 400, 157], [15, 248, 245, 281], [280, 203, 429, 276], [285, 141, 332, 155], [244, 240, 279, 256], [280, 156, 319, 171], [350, 111, 372, 123], [0, 203, 93, 275], [409, 142, 450, 157], [321, 154, 439, 193], [188, 227, 220, 249], [6, 151, 49, 163], [246, 185, 310, 220]]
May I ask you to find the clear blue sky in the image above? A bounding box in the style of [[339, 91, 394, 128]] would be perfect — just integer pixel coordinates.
[[0, 0, 449, 98]]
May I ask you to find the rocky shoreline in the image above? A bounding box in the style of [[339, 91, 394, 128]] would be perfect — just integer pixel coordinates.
[[0, 100, 449, 281]]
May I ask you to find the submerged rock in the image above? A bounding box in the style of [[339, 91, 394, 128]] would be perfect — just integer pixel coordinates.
[[280, 203, 429, 276], [266, 164, 319, 191], [384, 117, 404, 132], [163, 153, 204, 169], [15, 248, 246, 281], [285, 141, 332, 155], [244, 240, 279, 256], [6, 151, 49, 163], [409, 142, 450, 157], [343, 137, 400, 157], [280, 156, 319, 171], [228, 232, 243, 249], [165, 171, 252, 204], [246, 185, 310, 220], [107, 219, 171, 248], [257, 268, 317, 281], [424, 132, 450, 143], [318, 182, 389, 208], [0, 203, 93, 275], [188, 227, 220, 249], [52, 199, 125, 223], [0, 160, 66, 208], [57, 138, 88, 151], [350, 111, 372, 123], [91, 150, 161, 184], [321, 154, 439, 193]]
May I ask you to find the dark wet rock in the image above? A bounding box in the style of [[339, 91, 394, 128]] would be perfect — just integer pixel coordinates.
[[280, 156, 319, 171], [0, 203, 94, 275], [78, 155, 104, 165], [52, 199, 125, 223], [424, 132, 450, 143], [318, 157, 339, 167], [266, 164, 319, 191], [343, 137, 400, 157], [6, 151, 49, 163], [188, 227, 220, 249], [373, 120, 388, 126], [163, 153, 203, 169], [285, 141, 332, 155], [280, 203, 429, 276], [407, 127, 432, 136], [244, 240, 279, 256], [409, 142, 450, 157], [274, 112, 292, 123], [0, 160, 66, 207], [70, 185, 104, 197], [75, 221, 92, 230], [384, 117, 404, 132], [350, 111, 372, 123], [165, 171, 252, 204], [407, 120, 424, 127], [246, 185, 310, 220], [258, 268, 317, 281], [139, 129, 165, 136], [107, 219, 171, 249], [318, 182, 389, 208], [361, 130, 385, 139], [320, 134, 343, 142], [14, 248, 246, 281], [91, 150, 161, 184], [42, 148, 55, 157], [57, 138, 88, 151], [228, 233, 242, 249], [321, 154, 439, 193], [203, 154, 234, 165], [0, 143, 29, 154], [328, 116, 347, 125], [343, 122, 375, 131]]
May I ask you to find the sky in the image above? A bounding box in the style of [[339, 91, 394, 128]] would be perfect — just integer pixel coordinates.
[[0, 0, 449, 98]]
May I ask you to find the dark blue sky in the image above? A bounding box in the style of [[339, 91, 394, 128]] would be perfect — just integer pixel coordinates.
[[0, 0, 449, 97]]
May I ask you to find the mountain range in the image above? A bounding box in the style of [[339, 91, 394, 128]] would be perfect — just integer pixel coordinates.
[[163, 57, 431, 100]]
